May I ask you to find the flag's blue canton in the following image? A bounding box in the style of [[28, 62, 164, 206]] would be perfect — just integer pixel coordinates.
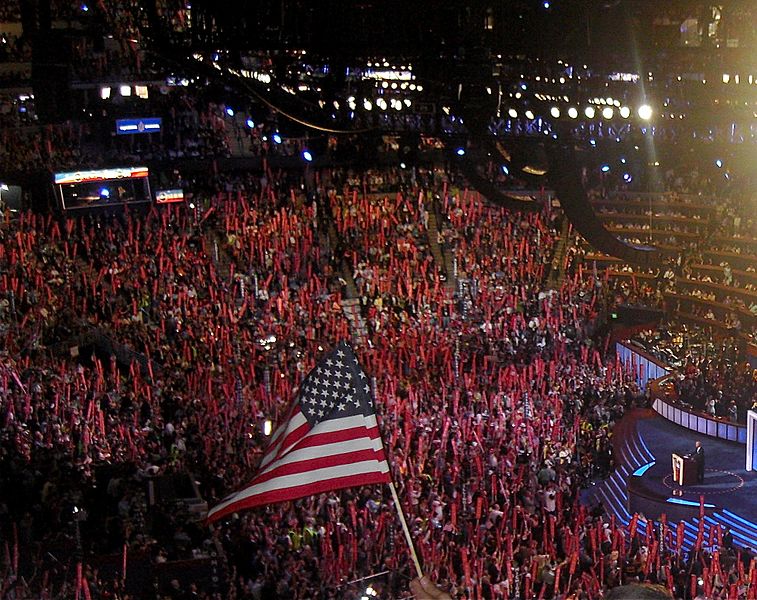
[[296, 342, 375, 426]]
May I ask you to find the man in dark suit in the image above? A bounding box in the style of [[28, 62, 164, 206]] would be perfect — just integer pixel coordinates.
[[694, 440, 705, 483]]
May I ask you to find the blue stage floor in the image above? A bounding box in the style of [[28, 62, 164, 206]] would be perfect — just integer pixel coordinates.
[[636, 417, 757, 520], [585, 410, 757, 550]]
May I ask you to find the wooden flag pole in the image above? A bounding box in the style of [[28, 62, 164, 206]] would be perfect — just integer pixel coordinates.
[[389, 480, 424, 579]]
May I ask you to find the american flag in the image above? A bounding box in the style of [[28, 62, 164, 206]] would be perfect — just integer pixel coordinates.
[[207, 341, 390, 523]]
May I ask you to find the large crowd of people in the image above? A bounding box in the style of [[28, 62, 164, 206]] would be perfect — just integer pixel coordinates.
[[0, 158, 681, 599], [0, 4, 756, 600], [0, 153, 753, 600]]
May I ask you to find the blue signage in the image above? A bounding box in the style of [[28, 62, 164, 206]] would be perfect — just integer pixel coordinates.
[[116, 117, 162, 135]]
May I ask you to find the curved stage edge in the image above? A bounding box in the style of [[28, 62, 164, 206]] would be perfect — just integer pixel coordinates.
[[652, 395, 747, 445], [627, 459, 743, 522], [589, 407, 757, 549]]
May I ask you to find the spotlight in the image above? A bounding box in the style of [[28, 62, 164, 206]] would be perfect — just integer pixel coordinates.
[[567, 107, 578, 119], [543, 0, 550, 7], [623, 173, 632, 182], [637, 104, 653, 120], [263, 420, 272, 436], [119, 85, 131, 97], [272, 133, 282, 144], [619, 106, 631, 118], [550, 106, 560, 118], [225, 107, 234, 117], [455, 147, 466, 156], [600, 164, 610, 173], [100, 86, 111, 100], [501, 165, 510, 175], [584, 106, 595, 118], [302, 150, 313, 162], [246, 118, 255, 128], [602, 107, 614, 119], [525, 110, 535, 120], [99, 188, 110, 198], [508, 108, 518, 118], [399, 162, 407, 169], [376, 98, 387, 110], [363, 99, 372, 111]]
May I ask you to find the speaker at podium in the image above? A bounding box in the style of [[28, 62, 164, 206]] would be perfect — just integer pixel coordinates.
[[672, 453, 698, 486]]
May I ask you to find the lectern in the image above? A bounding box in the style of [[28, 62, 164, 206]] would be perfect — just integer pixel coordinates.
[[672, 453, 698, 486]]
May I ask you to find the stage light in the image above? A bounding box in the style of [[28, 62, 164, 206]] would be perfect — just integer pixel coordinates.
[[715, 159, 723, 168], [363, 99, 372, 110], [376, 98, 387, 110], [81, 3, 88, 11], [619, 106, 631, 118], [589, 139, 596, 147], [567, 107, 578, 119], [602, 107, 614, 119], [584, 106, 595, 118], [550, 106, 560, 118], [100, 86, 111, 100], [272, 133, 282, 144], [638, 104, 653, 120], [455, 147, 466, 156], [225, 107, 234, 117], [543, 1, 550, 7], [263, 420, 272, 436], [508, 108, 518, 118], [600, 164, 610, 173], [501, 165, 510, 175], [525, 110, 535, 120], [399, 162, 407, 169], [99, 188, 110, 198], [404, 98, 412, 107], [119, 85, 131, 97], [246, 118, 255, 128], [623, 173, 632, 182], [302, 150, 313, 162]]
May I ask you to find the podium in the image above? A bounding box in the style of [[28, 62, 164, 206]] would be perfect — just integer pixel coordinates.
[[672, 453, 698, 486]]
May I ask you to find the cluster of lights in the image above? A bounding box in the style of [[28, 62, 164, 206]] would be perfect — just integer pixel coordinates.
[[379, 81, 422, 91], [722, 74, 757, 85], [512, 99, 648, 122], [100, 85, 149, 99], [360, 585, 378, 600]]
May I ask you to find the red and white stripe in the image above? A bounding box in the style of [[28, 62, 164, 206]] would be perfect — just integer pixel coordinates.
[[207, 410, 389, 523]]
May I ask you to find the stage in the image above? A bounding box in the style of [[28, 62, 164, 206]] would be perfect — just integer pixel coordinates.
[[586, 409, 757, 549]]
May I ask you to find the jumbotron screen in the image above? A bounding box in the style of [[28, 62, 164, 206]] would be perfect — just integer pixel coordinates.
[[54, 166, 152, 210]]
